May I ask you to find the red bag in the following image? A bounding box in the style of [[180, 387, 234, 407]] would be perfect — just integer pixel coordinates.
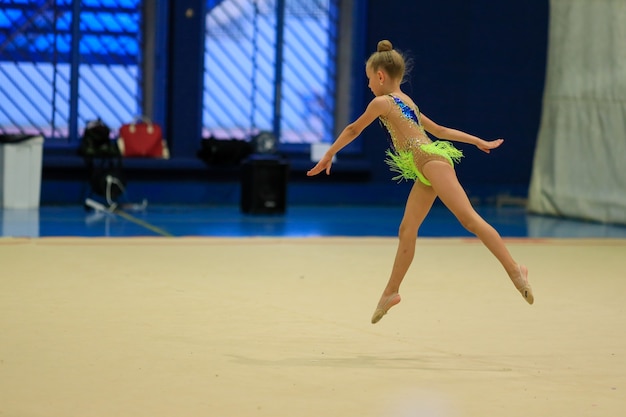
[[118, 117, 169, 158]]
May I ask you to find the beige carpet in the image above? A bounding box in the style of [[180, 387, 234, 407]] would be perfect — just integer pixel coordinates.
[[1, 237, 625, 417]]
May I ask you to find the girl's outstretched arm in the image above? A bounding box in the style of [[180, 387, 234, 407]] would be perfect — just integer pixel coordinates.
[[420, 113, 504, 154], [307, 97, 389, 176]]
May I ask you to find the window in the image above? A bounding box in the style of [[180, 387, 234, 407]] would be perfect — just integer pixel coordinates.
[[202, 0, 338, 147], [0, 0, 143, 142]]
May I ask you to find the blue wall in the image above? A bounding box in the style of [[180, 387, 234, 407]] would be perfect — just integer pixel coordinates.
[[360, 1, 548, 193], [40, 0, 548, 206]]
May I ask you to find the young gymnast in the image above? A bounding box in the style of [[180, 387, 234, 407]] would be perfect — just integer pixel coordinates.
[[307, 40, 534, 324]]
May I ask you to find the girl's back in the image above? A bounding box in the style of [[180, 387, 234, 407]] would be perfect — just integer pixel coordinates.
[[379, 94, 431, 151]]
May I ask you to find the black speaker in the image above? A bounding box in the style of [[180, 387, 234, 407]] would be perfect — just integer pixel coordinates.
[[240, 156, 289, 214]]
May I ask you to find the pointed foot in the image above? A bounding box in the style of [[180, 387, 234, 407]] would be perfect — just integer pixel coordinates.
[[514, 265, 534, 305], [371, 293, 401, 324]]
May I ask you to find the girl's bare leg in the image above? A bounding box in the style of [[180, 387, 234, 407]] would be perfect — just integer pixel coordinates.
[[372, 180, 437, 323], [423, 161, 533, 303]]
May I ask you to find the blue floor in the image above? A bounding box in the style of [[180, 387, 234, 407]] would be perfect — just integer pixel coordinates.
[[2, 203, 626, 238]]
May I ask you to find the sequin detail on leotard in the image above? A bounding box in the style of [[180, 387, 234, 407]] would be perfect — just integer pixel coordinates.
[[379, 95, 463, 186]]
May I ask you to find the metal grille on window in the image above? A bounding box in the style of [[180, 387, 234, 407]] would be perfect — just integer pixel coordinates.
[[203, 0, 338, 146], [0, 0, 143, 142]]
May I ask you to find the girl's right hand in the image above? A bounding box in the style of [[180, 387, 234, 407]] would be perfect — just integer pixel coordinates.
[[307, 153, 334, 176]]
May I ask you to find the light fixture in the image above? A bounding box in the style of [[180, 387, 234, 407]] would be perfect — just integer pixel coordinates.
[[251, 131, 278, 154]]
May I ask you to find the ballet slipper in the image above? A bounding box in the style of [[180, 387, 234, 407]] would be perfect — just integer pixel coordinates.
[[371, 293, 401, 324], [513, 264, 534, 305]]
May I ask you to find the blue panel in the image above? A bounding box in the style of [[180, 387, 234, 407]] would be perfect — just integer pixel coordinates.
[[168, 0, 207, 156], [363, 0, 548, 187]]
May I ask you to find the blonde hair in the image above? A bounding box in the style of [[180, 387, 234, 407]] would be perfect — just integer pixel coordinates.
[[366, 40, 406, 82]]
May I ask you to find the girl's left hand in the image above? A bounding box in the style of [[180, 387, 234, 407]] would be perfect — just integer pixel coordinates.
[[476, 138, 504, 154]]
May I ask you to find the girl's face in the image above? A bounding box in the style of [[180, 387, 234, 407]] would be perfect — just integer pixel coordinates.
[[366, 65, 384, 96]]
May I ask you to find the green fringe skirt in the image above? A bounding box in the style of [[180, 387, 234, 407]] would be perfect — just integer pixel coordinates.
[[385, 141, 463, 186]]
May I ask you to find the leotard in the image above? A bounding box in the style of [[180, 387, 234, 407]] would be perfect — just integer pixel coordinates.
[[379, 94, 463, 186]]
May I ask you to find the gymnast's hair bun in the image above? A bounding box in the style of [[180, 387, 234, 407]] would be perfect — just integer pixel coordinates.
[[377, 40, 393, 52]]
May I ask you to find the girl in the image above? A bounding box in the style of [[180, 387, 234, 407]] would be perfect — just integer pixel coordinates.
[[307, 40, 534, 324]]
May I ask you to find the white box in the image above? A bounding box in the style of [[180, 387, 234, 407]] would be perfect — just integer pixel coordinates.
[[0, 136, 44, 209], [310, 142, 336, 162], [1, 208, 39, 237]]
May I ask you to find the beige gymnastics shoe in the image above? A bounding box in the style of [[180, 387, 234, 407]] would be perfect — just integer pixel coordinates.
[[514, 265, 534, 305], [371, 293, 401, 324]]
